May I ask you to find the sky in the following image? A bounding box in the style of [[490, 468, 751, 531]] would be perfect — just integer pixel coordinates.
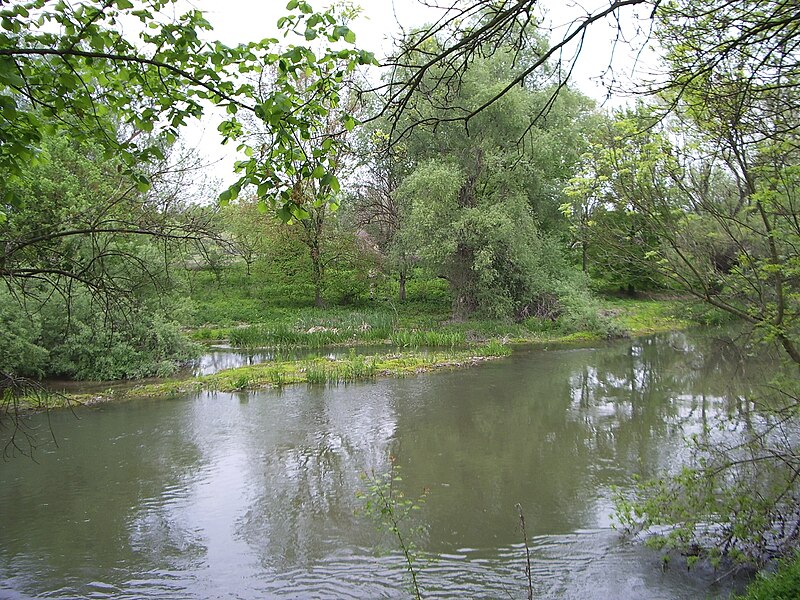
[[181, 0, 656, 188]]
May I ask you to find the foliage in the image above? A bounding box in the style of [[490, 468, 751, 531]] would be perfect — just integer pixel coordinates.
[[348, 119, 417, 301], [614, 381, 800, 565], [0, 290, 48, 378], [218, 198, 269, 276], [357, 461, 428, 600], [387, 43, 596, 320], [577, 1, 800, 569], [0, 132, 204, 381], [0, 132, 203, 301], [0, 0, 376, 221], [734, 552, 800, 600], [41, 295, 200, 380], [564, 107, 672, 293]]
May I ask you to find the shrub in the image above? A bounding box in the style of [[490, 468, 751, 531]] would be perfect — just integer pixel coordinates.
[[41, 296, 200, 380], [735, 553, 800, 600], [0, 292, 49, 377]]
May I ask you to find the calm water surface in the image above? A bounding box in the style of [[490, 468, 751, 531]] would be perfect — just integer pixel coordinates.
[[0, 330, 764, 598]]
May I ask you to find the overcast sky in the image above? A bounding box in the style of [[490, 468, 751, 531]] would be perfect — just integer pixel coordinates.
[[182, 0, 655, 189]]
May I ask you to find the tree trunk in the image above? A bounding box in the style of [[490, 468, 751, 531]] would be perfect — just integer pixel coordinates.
[[581, 239, 588, 273], [398, 269, 407, 302], [311, 245, 324, 307], [449, 244, 477, 320]]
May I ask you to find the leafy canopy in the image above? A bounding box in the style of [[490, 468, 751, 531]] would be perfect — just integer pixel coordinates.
[[0, 0, 377, 221]]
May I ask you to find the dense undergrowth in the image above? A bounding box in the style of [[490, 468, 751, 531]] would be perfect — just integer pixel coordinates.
[[735, 553, 800, 600], [3, 262, 694, 384]]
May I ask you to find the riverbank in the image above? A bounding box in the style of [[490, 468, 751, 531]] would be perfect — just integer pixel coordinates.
[[52, 346, 510, 409], [188, 297, 691, 348], [24, 297, 696, 410]]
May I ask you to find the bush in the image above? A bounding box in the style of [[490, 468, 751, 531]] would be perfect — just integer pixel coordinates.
[[735, 553, 800, 600], [0, 292, 49, 377], [40, 296, 200, 380]]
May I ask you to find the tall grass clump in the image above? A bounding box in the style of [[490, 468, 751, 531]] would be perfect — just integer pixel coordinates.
[[474, 340, 512, 357], [304, 353, 378, 386], [390, 330, 465, 348]]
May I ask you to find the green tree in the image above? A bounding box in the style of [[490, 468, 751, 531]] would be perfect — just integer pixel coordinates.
[[0, 133, 201, 379], [350, 127, 415, 301], [0, 0, 375, 221], [391, 43, 594, 319], [219, 198, 269, 277], [564, 108, 671, 294], [607, 0, 800, 566]]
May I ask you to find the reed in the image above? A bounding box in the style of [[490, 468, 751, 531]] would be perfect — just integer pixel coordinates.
[[389, 330, 465, 348]]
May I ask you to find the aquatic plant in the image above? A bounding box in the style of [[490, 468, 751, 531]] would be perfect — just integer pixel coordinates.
[[389, 330, 464, 348], [358, 460, 427, 600], [475, 340, 512, 357]]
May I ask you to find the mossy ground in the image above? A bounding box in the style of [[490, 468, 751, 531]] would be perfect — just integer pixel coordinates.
[[34, 347, 509, 409]]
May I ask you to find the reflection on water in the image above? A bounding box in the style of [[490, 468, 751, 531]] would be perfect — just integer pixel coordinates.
[[190, 344, 393, 376], [0, 330, 767, 599]]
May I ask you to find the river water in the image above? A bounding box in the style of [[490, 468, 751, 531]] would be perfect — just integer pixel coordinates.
[[0, 330, 764, 598]]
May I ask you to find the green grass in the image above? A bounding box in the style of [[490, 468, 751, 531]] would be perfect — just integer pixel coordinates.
[[225, 312, 396, 348], [187, 291, 696, 354], [734, 553, 800, 600], [186, 265, 695, 352], [596, 297, 691, 334], [389, 330, 465, 348]]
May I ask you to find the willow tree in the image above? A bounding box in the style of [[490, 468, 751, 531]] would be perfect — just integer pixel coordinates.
[[384, 33, 595, 320]]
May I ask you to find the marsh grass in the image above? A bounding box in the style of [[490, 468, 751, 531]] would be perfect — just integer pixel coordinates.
[[389, 330, 465, 348], [474, 340, 512, 357], [226, 312, 396, 349], [304, 353, 379, 385]]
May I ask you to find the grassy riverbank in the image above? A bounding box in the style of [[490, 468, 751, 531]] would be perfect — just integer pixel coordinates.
[[23, 296, 696, 410], [38, 345, 511, 409], [188, 296, 691, 349]]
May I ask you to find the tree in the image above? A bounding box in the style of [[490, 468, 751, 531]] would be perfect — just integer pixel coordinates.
[[591, 1, 800, 566], [0, 132, 211, 303], [350, 127, 415, 301], [374, 0, 650, 139], [390, 41, 594, 319], [564, 107, 671, 294], [0, 0, 376, 221], [219, 198, 269, 277], [0, 131, 202, 384]]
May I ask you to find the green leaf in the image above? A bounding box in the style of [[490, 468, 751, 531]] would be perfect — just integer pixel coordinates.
[[276, 205, 293, 222], [320, 173, 340, 194]]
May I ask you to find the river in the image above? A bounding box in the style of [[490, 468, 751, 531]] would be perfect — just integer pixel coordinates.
[[0, 330, 764, 598]]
